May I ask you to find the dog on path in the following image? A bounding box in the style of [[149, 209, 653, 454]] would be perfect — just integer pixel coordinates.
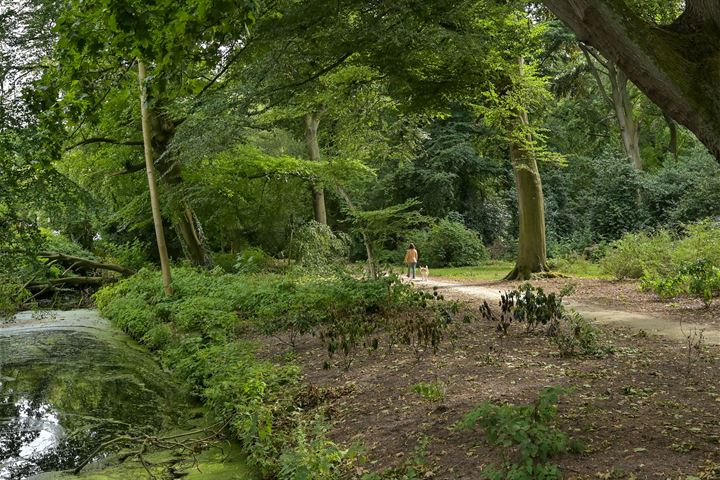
[[419, 265, 429, 282]]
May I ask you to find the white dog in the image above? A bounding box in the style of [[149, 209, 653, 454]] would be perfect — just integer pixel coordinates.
[[419, 265, 429, 282]]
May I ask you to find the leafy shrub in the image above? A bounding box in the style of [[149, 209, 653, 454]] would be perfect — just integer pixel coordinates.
[[641, 259, 720, 307], [480, 283, 569, 334], [601, 220, 720, 280], [94, 240, 148, 271], [234, 247, 274, 273], [549, 311, 609, 358], [40, 228, 96, 258], [95, 267, 459, 477], [0, 276, 30, 317], [412, 381, 445, 402], [211, 252, 237, 273], [600, 230, 675, 279], [421, 218, 488, 268], [458, 387, 576, 480], [279, 421, 358, 480], [290, 221, 348, 268]]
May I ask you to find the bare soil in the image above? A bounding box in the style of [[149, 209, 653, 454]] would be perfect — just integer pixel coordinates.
[[261, 277, 720, 479]]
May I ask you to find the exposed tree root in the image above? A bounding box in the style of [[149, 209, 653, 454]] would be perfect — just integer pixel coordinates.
[[503, 263, 565, 281]]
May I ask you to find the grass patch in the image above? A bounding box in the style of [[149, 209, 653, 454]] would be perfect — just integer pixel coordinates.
[[430, 259, 605, 281], [430, 260, 515, 281]]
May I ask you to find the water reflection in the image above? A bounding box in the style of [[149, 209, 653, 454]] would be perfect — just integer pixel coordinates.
[[0, 312, 189, 479], [0, 396, 63, 478]]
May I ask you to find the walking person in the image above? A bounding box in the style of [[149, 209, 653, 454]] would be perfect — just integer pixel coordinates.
[[404, 243, 418, 279]]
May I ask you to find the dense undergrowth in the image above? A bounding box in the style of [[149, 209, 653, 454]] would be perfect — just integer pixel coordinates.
[[95, 267, 456, 479], [602, 220, 720, 305]]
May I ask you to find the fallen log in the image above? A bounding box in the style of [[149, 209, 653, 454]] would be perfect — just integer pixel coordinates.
[[27, 276, 118, 291], [38, 252, 135, 276]]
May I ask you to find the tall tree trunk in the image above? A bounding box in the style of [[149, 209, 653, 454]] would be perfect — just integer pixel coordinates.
[[581, 45, 642, 170], [149, 111, 213, 268], [505, 132, 548, 280], [305, 111, 327, 224], [138, 61, 173, 296], [505, 60, 548, 281]]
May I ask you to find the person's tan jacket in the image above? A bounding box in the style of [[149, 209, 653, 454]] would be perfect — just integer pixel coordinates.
[[404, 248, 418, 264]]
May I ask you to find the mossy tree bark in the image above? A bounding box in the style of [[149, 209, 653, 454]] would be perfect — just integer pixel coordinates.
[[544, 0, 720, 161], [505, 111, 549, 281], [305, 111, 327, 225], [138, 61, 173, 296]]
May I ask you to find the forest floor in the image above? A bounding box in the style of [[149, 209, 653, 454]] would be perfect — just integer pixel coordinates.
[[261, 274, 720, 479], [420, 276, 720, 344]]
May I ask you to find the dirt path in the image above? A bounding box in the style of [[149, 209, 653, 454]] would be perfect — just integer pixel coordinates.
[[416, 277, 720, 344]]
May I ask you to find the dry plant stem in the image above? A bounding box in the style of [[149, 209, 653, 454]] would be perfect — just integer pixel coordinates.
[[72, 415, 236, 475]]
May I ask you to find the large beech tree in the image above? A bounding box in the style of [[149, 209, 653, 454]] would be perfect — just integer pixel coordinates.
[[543, 0, 720, 160]]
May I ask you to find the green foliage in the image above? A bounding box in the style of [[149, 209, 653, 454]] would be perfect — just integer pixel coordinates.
[[600, 230, 675, 279], [411, 382, 445, 402], [0, 276, 31, 317], [419, 217, 488, 268], [211, 252, 238, 273], [458, 387, 573, 480], [94, 240, 148, 271], [480, 283, 569, 334], [94, 267, 457, 476], [290, 221, 348, 269], [549, 311, 609, 358], [234, 247, 275, 274], [40, 228, 95, 259], [641, 259, 720, 307], [602, 220, 720, 280], [279, 422, 357, 480]]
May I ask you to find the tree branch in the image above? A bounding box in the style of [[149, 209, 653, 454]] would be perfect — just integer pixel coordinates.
[[65, 137, 143, 151]]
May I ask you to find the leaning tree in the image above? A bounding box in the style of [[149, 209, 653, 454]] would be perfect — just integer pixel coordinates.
[[543, 0, 720, 160]]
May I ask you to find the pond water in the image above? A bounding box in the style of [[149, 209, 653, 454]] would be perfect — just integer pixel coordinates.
[[0, 310, 192, 479]]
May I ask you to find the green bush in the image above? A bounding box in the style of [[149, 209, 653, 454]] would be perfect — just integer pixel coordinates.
[[234, 246, 275, 273], [94, 240, 148, 271], [211, 252, 237, 273], [458, 387, 575, 480], [480, 283, 570, 335], [549, 311, 609, 358], [641, 259, 720, 307], [290, 221, 348, 268], [420, 218, 488, 268], [412, 382, 445, 402], [40, 228, 95, 258], [600, 230, 675, 279], [601, 220, 720, 280], [0, 276, 30, 317]]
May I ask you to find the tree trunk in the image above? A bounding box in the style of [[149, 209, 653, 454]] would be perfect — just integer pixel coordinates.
[[305, 111, 327, 224], [505, 59, 548, 281], [138, 61, 173, 296], [664, 113, 679, 159], [149, 110, 213, 268], [580, 45, 642, 170], [544, 0, 720, 161], [505, 137, 548, 280], [608, 64, 642, 170]]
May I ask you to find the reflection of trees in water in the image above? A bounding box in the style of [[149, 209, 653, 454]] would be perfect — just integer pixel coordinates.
[[0, 330, 187, 478]]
